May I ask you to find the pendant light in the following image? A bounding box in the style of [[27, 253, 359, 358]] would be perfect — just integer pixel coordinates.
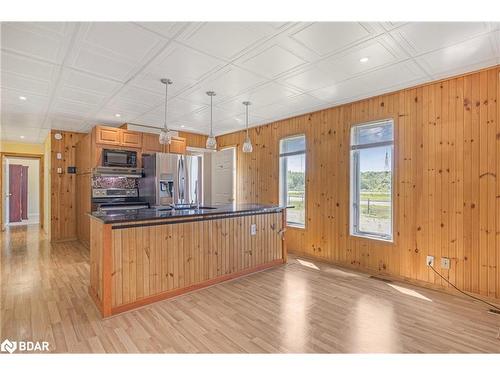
[[159, 78, 173, 145], [242, 101, 253, 153], [205, 91, 217, 150]]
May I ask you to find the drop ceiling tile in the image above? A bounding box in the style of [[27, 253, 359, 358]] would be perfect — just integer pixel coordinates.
[[181, 23, 275, 60], [1, 113, 45, 128], [180, 66, 266, 104], [281, 65, 337, 92], [237, 44, 307, 78], [59, 68, 121, 94], [250, 102, 292, 119], [1, 124, 41, 143], [130, 72, 193, 98], [147, 42, 225, 83], [68, 46, 139, 82], [57, 86, 107, 106], [217, 112, 267, 133], [416, 33, 498, 78], [0, 22, 72, 63], [134, 22, 187, 38], [113, 86, 164, 107], [52, 98, 99, 118], [316, 40, 399, 82], [48, 116, 86, 132], [79, 22, 164, 61], [243, 82, 300, 107], [291, 22, 374, 56], [391, 22, 490, 55], [310, 61, 427, 103], [1, 52, 59, 81], [277, 93, 327, 112], [107, 97, 157, 116], [1, 89, 50, 111], [0, 71, 52, 96]]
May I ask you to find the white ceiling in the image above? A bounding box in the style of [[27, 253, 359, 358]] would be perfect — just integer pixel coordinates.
[[1, 21, 499, 143]]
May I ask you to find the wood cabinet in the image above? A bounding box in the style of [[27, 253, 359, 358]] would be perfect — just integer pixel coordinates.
[[142, 133, 163, 153], [95, 126, 121, 146], [166, 136, 187, 154], [121, 130, 142, 148], [76, 173, 91, 247], [94, 126, 142, 148]]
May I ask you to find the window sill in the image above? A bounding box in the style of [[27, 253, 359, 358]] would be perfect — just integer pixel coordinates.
[[349, 232, 393, 244], [287, 224, 306, 230]]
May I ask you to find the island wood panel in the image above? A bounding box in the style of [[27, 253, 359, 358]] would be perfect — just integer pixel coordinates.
[[89, 217, 104, 308], [217, 65, 500, 300], [51, 130, 86, 241], [109, 212, 284, 311], [76, 173, 91, 247]]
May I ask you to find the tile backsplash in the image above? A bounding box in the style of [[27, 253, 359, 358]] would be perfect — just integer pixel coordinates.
[[92, 176, 138, 189]]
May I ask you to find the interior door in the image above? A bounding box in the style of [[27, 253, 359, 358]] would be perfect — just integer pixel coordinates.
[[211, 147, 236, 205], [21, 165, 28, 220], [9, 164, 23, 223]]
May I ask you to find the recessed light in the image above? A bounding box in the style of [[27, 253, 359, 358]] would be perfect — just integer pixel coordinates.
[[180, 125, 185, 128], [115, 113, 121, 118], [19, 96, 27, 101], [20, 135, 25, 139], [359, 57, 369, 63]]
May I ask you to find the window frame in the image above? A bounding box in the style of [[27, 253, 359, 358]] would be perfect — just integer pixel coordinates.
[[279, 134, 307, 229], [349, 119, 394, 242]]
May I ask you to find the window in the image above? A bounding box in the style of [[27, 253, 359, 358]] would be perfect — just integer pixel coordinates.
[[279, 135, 306, 228], [350, 119, 394, 241]]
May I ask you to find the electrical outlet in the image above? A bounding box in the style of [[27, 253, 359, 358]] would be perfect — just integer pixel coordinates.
[[426, 255, 434, 267], [250, 224, 257, 236], [57, 167, 62, 174], [440, 257, 450, 270]]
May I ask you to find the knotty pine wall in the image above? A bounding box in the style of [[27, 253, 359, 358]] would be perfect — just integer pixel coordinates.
[[217, 65, 500, 300], [51, 130, 86, 241]]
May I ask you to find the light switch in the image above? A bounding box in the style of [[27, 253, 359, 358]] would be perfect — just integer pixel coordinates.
[[57, 167, 62, 174], [250, 224, 257, 235]]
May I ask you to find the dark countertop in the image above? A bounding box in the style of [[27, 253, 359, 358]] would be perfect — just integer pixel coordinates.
[[90, 203, 286, 224]]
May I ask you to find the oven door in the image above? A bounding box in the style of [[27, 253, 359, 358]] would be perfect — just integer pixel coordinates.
[[103, 149, 137, 167]]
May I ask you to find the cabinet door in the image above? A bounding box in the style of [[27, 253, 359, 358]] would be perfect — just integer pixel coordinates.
[[96, 126, 121, 145], [121, 130, 142, 148], [142, 133, 163, 153], [168, 137, 187, 154]]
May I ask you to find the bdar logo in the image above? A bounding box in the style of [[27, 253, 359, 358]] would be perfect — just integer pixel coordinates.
[[1, 339, 17, 353]]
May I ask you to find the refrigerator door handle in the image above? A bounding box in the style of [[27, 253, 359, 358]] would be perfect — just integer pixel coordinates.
[[178, 156, 185, 203]]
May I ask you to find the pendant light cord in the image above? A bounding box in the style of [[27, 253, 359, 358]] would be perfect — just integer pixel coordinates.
[[210, 94, 213, 137], [245, 103, 249, 136], [164, 81, 169, 132]]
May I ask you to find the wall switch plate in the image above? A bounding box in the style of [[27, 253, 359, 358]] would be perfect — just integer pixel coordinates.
[[440, 257, 451, 269], [57, 167, 62, 174], [250, 224, 257, 235], [56, 152, 62, 160], [426, 255, 434, 267]]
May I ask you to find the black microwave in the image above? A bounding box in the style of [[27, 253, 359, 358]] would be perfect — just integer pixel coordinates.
[[102, 149, 137, 168]]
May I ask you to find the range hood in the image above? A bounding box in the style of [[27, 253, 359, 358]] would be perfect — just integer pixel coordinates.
[[92, 166, 143, 178]]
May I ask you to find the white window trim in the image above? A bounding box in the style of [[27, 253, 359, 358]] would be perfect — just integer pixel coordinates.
[[349, 119, 394, 242], [279, 134, 306, 228]]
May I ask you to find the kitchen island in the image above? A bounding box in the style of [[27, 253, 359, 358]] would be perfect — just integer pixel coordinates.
[[89, 204, 287, 317]]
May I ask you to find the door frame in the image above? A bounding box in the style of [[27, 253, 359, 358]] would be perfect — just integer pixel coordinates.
[[0, 152, 44, 231], [213, 145, 237, 205]]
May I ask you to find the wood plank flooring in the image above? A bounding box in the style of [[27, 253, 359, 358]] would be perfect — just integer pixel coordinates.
[[1, 225, 499, 353]]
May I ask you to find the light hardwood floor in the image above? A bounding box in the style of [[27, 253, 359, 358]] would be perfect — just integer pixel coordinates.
[[1, 225, 499, 353]]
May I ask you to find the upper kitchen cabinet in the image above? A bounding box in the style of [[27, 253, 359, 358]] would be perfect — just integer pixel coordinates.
[[166, 136, 187, 154], [94, 125, 142, 148], [121, 130, 143, 148], [95, 126, 121, 146], [142, 132, 163, 153]]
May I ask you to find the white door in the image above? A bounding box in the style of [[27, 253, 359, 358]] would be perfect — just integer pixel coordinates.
[[211, 147, 236, 205], [2, 156, 8, 229]]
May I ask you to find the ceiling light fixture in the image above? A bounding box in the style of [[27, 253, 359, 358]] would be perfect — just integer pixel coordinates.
[[242, 101, 253, 153], [19, 96, 27, 101], [159, 78, 173, 145], [359, 57, 369, 63], [205, 91, 217, 150], [20, 135, 25, 139], [115, 113, 121, 118]]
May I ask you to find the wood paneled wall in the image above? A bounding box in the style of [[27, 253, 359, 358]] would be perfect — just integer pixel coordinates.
[[51, 130, 86, 241], [217, 66, 500, 300]]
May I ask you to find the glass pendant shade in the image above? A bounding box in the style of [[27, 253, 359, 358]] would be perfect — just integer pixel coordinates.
[[159, 128, 171, 145], [242, 134, 253, 153], [206, 135, 217, 150]]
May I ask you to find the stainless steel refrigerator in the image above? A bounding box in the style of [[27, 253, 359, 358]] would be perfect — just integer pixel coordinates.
[[139, 153, 203, 208]]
